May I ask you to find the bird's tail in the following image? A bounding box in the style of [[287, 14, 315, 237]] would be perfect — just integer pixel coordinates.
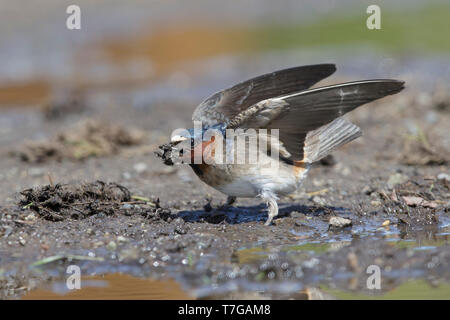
[[303, 117, 362, 163]]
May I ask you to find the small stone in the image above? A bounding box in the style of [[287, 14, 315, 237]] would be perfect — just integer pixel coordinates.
[[117, 236, 128, 243], [19, 238, 26, 246], [382, 220, 390, 227], [119, 248, 139, 261], [371, 200, 381, 207], [312, 196, 326, 206], [387, 173, 408, 189], [24, 213, 36, 221], [107, 241, 117, 250], [329, 216, 352, 228], [437, 173, 450, 182], [121, 203, 133, 210]]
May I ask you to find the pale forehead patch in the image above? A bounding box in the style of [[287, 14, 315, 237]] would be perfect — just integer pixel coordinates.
[[171, 135, 188, 143]]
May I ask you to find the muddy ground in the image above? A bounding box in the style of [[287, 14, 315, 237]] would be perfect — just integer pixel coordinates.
[[0, 76, 449, 299]]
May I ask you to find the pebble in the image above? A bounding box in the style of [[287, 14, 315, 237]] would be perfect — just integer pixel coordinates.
[[371, 200, 381, 207], [24, 213, 36, 221], [382, 220, 390, 227], [107, 241, 117, 250], [117, 236, 128, 243], [329, 216, 352, 228], [437, 173, 449, 182], [312, 196, 326, 206]]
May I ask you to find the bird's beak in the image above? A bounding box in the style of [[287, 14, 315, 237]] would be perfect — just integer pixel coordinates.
[[170, 135, 188, 143]]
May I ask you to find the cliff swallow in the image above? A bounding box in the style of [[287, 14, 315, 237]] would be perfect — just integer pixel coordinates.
[[157, 64, 404, 225]]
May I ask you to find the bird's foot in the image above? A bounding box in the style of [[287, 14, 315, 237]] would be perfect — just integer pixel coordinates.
[[260, 192, 279, 226], [217, 196, 236, 211]]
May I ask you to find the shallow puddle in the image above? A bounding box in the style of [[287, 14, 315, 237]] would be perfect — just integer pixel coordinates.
[[22, 273, 193, 300], [322, 279, 450, 300]]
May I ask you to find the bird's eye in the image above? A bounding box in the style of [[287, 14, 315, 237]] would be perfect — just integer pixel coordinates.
[[179, 149, 184, 156]]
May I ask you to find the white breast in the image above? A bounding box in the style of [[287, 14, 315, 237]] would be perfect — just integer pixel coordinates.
[[214, 164, 310, 198]]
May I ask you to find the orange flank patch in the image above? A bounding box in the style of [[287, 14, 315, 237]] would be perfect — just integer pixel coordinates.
[[293, 160, 307, 176]]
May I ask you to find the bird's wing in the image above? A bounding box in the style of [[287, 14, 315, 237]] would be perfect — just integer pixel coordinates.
[[232, 79, 405, 161], [192, 64, 336, 126]]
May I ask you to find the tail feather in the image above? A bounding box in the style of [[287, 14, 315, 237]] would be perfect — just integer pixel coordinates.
[[303, 118, 361, 163]]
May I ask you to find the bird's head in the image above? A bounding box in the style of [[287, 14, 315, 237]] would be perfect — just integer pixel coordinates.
[[157, 125, 224, 166]]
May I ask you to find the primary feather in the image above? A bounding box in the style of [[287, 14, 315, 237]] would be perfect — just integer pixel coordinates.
[[230, 79, 405, 160], [192, 64, 336, 126]]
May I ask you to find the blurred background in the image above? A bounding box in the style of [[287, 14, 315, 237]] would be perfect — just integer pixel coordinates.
[[0, 0, 449, 114], [1, 0, 449, 300]]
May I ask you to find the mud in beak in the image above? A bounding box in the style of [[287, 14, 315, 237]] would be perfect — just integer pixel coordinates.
[[155, 142, 176, 166], [155, 140, 187, 166]]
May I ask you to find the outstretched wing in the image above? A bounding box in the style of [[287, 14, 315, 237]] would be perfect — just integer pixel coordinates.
[[232, 79, 405, 161], [192, 64, 336, 126]]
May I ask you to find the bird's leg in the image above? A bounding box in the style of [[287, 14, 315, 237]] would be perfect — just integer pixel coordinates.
[[217, 196, 236, 210], [260, 192, 279, 225], [225, 196, 236, 206]]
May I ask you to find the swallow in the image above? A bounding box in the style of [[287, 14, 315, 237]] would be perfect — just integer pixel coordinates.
[[157, 64, 404, 225]]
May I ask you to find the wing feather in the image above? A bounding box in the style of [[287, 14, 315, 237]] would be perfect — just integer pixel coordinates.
[[192, 64, 336, 126], [237, 79, 405, 160]]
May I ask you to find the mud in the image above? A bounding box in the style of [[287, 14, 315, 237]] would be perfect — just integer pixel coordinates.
[[0, 55, 449, 300], [19, 181, 134, 221], [12, 120, 146, 163]]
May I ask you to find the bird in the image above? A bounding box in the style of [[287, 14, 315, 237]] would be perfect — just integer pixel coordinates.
[[156, 64, 404, 225]]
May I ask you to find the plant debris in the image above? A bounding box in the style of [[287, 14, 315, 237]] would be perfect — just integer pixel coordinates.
[[19, 181, 132, 221], [328, 216, 352, 229], [19, 181, 173, 222], [382, 176, 448, 226]]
